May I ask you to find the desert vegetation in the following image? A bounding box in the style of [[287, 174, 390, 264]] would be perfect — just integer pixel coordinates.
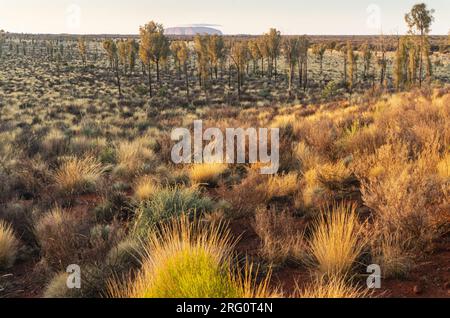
[[0, 3, 449, 299]]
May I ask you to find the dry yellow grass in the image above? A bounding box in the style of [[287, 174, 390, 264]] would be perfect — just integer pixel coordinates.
[[307, 204, 366, 278], [134, 175, 159, 201], [295, 275, 368, 298], [115, 138, 155, 175], [437, 153, 450, 179], [189, 163, 228, 185], [295, 141, 323, 172], [0, 221, 19, 269], [54, 155, 105, 194], [264, 172, 299, 199]]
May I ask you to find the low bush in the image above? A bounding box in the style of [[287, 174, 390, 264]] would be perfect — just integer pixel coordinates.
[[133, 186, 214, 237], [253, 208, 305, 265]]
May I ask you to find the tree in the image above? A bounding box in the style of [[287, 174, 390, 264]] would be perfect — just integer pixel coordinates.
[[230, 41, 249, 101], [298, 36, 310, 90], [207, 35, 225, 80], [78, 37, 87, 67], [377, 34, 387, 88], [394, 37, 408, 91], [405, 3, 435, 86], [312, 43, 326, 76], [139, 22, 157, 97], [172, 41, 191, 99], [194, 35, 210, 89], [102, 39, 122, 99], [264, 28, 281, 79], [248, 39, 262, 75], [361, 41, 373, 82], [0, 30, 5, 59], [170, 41, 182, 80], [117, 40, 130, 75], [408, 39, 419, 85], [127, 39, 139, 75], [347, 41, 355, 92], [423, 36, 432, 84], [283, 37, 300, 97], [139, 21, 169, 92], [257, 36, 270, 77], [337, 44, 348, 85]]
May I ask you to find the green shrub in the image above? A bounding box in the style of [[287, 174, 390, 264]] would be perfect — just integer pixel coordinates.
[[106, 239, 142, 274], [133, 186, 214, 237]]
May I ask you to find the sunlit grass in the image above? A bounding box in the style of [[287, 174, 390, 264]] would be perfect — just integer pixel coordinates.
[[307, 204, 366, 278], [0, 221, 19, 270], [109, 215, 277, 298]]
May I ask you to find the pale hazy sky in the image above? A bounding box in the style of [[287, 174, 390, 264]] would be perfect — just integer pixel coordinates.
[[0, 0, 449, 35]]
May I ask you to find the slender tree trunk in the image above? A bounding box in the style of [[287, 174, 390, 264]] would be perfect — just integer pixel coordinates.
[[237, 66, 241, 101], [261, 57, 264, 77], [298, 58, 303, 87], [148, 63, 153, 98], [343, 55, 347, 84], [155, 60, 160, 84], [115, 62, 122, 99], [184, 63, 190, 100], [419, 32, 424, 87], [274, 57, 278, 79], [288, 63, 293, 97], [303, 59, 308, 91]]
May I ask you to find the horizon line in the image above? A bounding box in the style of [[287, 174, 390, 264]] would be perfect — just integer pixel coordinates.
[[3, 32, 449, 37]]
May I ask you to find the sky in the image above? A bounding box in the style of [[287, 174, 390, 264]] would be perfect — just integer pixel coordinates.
[[0, 0, 449, 35]]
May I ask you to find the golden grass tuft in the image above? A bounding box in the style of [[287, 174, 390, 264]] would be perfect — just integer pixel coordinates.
[[54, 155, 105, 195], [108, 215, 276, 298], [295, 142, 323, 172], [115, 138, 155, 175], [295, 275, 368, 298], [134, 176, 159, 202], [264, 172, 299, 199], [307, 204, 366, 278], [189, 163, 228, 185], [0, 221, 19, 270], [35, 206, 88, 269], [437, 153, 450, 179]]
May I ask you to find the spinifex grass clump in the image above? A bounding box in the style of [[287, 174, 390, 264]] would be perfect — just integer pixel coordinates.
[[295, 275, 368, 298], [109, 215, 275, 298], [54, 155, 106, 195], [307, 204, 366, 278], [133, 175, 160, 202], [189, 163, 228, 186], [0, 221, 19, 270], [133, 186, 214, 237]]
